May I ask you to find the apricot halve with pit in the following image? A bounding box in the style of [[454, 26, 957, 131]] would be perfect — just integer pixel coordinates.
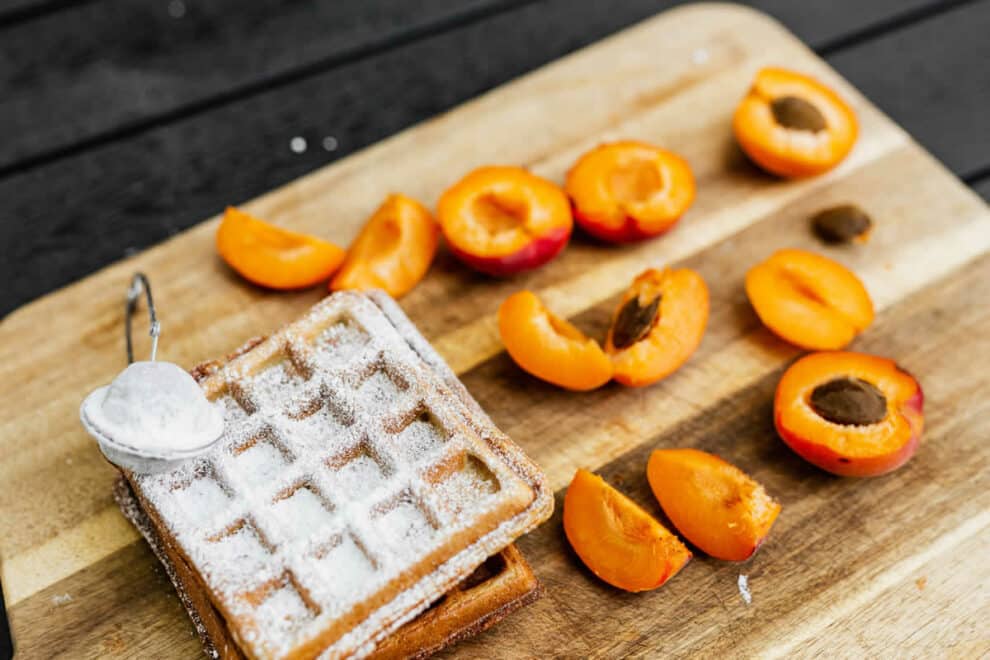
[[746, 248, 873, 350], [564, 468, 691, 592], [438, 166, 572, 276], [733, 67, 858, 178], [606, 267, 709, 387], [647, 449, 781, 562], [775, 351, 924, 477]]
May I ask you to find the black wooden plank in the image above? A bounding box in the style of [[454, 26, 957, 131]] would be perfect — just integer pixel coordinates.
[[827, 0, 990, 180], [2, 0, 987, 316], [0, 0, 506, 171], [0, 0, 948, 173]]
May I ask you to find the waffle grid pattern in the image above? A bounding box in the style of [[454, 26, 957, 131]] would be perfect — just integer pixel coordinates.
[[134, 292, 538, 659]]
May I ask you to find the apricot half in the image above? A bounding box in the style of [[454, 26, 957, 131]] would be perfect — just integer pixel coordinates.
[[605, 268, 709, 387], [746, 249, 873, 350], [216, 206, 346, 290], [565, 141, 695, 242], [564, 468, 691, 592], [498, 291, 612, 391], [775, 351, 924, 477], [734, 67, 858, 178], [330, 194, 439, 298], [647, 449, 781, 562], [438, 166, 572, 276]]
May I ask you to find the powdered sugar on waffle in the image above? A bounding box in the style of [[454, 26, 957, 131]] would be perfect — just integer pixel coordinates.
[[133, 291, 552, 659]]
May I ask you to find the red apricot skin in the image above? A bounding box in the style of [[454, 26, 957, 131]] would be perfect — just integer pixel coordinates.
[[446, 225, 571, 278]]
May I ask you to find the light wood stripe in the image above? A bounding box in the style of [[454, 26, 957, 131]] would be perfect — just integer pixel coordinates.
[[2, 506, 138, 607]]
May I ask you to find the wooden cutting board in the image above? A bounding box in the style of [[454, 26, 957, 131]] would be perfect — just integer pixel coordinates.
[[2, 4, 988, 657]]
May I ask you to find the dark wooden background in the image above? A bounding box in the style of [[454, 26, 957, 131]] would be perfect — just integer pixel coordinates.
[[0, 0, 987, 654]]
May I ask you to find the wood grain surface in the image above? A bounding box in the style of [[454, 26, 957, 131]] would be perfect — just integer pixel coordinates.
[[1, 4, 988, 657], [3, 0, 989, 317]]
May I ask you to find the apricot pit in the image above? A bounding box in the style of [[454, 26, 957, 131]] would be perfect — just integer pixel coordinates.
[[812, 204, 872, 244]]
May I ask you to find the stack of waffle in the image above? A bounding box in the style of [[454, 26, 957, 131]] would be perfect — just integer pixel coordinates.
[[116, 290, 553, 659]]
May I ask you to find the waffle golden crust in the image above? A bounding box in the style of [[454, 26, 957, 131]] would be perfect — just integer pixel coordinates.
[[122, 290, 553, 659], [114, 478, 541, 660]]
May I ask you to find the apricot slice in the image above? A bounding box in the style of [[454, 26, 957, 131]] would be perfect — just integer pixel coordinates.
[[775, 351, 924, 477], [565, 141, 695, 242], [605, 268, 709, 387], [498, 291, 612, 391], [330, 194, 439, 298], [734, 67, 858, 178], [746, 248, 873, 350], [564, 468, 691, 592], [216, 206, 346, 290], [438, 166, 572, 276], [647, 449, 781, 562]]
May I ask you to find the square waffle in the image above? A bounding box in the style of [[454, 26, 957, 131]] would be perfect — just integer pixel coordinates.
[[114, 477, 541, 660], [122, 290, 552, 659]]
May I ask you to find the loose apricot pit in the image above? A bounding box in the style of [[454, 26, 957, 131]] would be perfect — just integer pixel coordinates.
[[746, 248, 873, 350], [811, 204, 872, 244], [734, 67, 858, 178], [438, 166, 572, 276], [498, 291, 612, 391], [606, 268, 709, 387], [775, 351, 924, 477], [647, 449, 781, 562], [565, 141, 695, 242], [564, 468, 690, 592]]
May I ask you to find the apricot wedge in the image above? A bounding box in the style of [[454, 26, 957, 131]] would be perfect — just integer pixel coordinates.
[[216, 206, 346, 290], [498, 291, 612, 391], [564, 468, 691, 592], [331, 193, 439, 298], [647, 449, 780, 562]]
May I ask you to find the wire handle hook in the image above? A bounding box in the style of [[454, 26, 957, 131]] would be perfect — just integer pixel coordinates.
[[125, 272, 160, 364]]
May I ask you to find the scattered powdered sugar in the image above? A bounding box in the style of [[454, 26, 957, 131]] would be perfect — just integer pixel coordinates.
[[738, 574, 752, 605], [51, 593, 72, 606], [132, 291, 549, 658]]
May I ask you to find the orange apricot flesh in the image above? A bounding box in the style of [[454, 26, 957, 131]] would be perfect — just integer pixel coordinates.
[[498, 291, 612, 391], [330, 194, 439, 298], [746, 248, 873, 350], [438, 166, 572, 276], [565, 141, 695, 242], [775, 351, 924, 477], [605, 268, 709, 387], [564, 468, 691, 592], [647, 449, 781, 562], [733, 67, 858, 178], [216, 206, 346, 290]]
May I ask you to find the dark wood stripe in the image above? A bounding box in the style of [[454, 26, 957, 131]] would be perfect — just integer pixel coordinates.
[[457, 251, 990, 656]]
